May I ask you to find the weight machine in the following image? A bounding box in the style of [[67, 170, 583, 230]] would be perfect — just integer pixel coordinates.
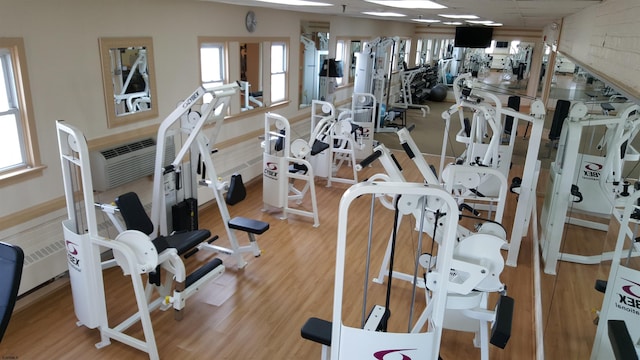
[[57, 120, 224, 360], [590, 191, 640, 359], [442, 73, 547, 267], [56, 82, 270, 358], [302, 181, 513, 359], [353, 37, 405, 133], [263, 112, 320, 227], [150, 82, 265, 269], [539, 102, 640, 274]]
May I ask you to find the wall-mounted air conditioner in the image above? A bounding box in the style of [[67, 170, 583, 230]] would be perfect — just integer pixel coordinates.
[[90, 136, 175, 191]]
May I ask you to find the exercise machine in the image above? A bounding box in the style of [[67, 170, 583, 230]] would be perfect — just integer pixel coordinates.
[[302, 181, 461, 359], [57, 119, 225, 359], [442, 73, 546, 267], [539, 102, 640, 274], [151, 82, 266, 269], [239, 80, 263, 111], [263, 112, 320, 227], [590, 190, 640, 359], [301, 181, 513, 359]]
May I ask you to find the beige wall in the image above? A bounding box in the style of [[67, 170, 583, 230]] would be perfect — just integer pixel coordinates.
[[559, 0, 640, 100]]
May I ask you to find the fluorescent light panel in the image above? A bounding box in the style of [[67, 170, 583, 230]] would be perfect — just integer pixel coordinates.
[[364, 0, 446, 9], [363, 11, 407, 17], [466, 20, 495, 24], [412, 19, 441, 23], [442, 21, 463, 25], [255, 0, 332, 6], [439, 14, 479, 19]]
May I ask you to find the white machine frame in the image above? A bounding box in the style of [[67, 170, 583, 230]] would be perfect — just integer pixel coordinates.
[[539, 102, 640, 274], [263, 112, 320, 227], [330, 182, 461, 359], [442, 73, 546, 267], [58, 120, 225, 360], [591, 191, 640, 359], [150, 82, 262, 269]]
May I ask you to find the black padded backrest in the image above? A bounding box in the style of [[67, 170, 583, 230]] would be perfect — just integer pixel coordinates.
[[0, 241, 24, 342], [504, 96, 521, 135], [115, 192, 154, 235], [550, 100, 571, 141], [225, 173, 247, 206]]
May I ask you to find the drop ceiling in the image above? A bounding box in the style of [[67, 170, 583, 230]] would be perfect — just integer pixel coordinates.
[[201, 0, 602, 29]]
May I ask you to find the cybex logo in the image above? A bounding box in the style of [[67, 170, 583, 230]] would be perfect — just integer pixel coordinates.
[[615, 278, 640, 315], [582, 161, 602, 180], [65, 240, 81, 270], [264, 162, 278, 180], [373, 348, 417, 359]]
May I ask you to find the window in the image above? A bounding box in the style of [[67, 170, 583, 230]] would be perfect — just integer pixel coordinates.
[[200, 43, 226, 103], [270, 42, 287, 103], [0, 38, 41, 182]]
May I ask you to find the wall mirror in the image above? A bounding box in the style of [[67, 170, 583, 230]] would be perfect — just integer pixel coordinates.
[[239, 42, 264, 112], [336, 37, 364, 86], [300, 21, 329, 108], [99, 37, 158, 128]]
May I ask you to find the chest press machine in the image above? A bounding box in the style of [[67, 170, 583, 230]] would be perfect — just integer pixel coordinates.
[[540, 102, 640, 274], [57, 83, 267, 359]]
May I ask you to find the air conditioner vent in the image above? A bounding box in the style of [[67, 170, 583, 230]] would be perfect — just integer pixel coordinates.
[[101, 138, 156, 159], [90, 136, 175, 191]]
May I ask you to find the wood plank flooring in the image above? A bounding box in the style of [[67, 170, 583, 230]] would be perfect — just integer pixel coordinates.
[[0, 142, 622, 359]]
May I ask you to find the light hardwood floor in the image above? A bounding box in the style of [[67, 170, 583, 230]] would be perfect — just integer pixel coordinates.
[[0, 137, 624, 359]]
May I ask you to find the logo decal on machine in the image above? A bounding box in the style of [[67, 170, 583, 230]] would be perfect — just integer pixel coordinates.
[[373, 348, 417, 360], [264, 161, 279, 180], [615, 278, 640, 315], [582, 161, 603, 180], [66, 240, 81, 271]]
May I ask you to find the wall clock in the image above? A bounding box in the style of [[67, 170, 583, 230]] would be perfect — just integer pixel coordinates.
[[245, 11, 257, 33]]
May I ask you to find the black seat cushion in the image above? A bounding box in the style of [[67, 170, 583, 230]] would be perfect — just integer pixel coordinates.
[[0, 242, 24, 342], [157, 229, 212, 255]]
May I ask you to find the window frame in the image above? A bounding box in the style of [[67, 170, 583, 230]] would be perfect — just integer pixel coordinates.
[[0, 38, 43, 185]]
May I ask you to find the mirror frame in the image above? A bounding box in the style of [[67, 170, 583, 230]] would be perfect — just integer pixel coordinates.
[[99, 37, 158, 128]]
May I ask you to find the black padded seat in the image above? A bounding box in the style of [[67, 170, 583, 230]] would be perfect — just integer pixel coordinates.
[[116, 192, 211, 255], [153, 229, 212, 255], [301, 317, 332, 346], [228, 217, 269, 235], [0, 241, 24, 342]]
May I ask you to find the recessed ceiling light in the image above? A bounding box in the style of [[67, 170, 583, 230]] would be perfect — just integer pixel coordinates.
[[412, 19, 441, 23], [364, 0, 446, 9], [363, 11, 407, 17], [442, 21, 463, 25], [439, 14, 479, 19], [255, 0, 331, 6], [486, 23, 503, 27]]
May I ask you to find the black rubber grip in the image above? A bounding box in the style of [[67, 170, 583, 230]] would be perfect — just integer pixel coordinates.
[[358, 149, 383, 168], [406, 123, 416, 132], [401, 142, 415, 159]]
